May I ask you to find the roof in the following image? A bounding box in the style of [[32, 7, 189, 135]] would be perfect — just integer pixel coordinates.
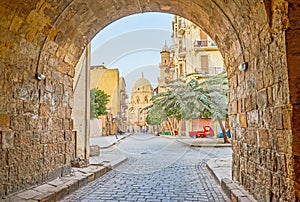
[[132, 77, 153, 92], [161, 43, 170, 52]]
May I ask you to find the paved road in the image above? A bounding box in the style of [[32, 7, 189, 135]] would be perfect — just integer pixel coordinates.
[[61, 134, 232, 202]]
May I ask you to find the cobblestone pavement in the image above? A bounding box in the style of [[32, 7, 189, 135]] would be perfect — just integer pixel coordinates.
[[61, 134, 232, 202]]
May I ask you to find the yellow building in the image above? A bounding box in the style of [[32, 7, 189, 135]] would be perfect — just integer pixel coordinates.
[[90, 65, 120, 115], [90, 65, 121, 135]]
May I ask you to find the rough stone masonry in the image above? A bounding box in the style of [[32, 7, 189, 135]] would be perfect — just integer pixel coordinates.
[[0, 0, 299, 201]]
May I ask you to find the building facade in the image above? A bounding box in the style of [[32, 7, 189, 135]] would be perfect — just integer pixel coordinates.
[[158, 42, 175, 93], [90, 66, 123, 135], [127, 76, 154, 133], [166, 16, 225, 135], [118, 77, 128, 133], [172, 16, 224, 79]]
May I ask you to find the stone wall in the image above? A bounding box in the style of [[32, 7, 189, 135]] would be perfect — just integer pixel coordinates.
[[286, 0, 300, 199], [0, 0, 77, 197], [228, 0, 298, 201], [0, 0, 299, 200]]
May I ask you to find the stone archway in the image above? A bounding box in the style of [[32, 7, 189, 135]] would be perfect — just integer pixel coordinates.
[[0, 0, 299, 201]]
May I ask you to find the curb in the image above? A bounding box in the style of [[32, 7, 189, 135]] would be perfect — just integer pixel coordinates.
[[220, 178, 257, 202], [3, 156, 128, 202], [3, 165, 112, 202], [206, 162, 222, 184], [176, 139, 232, 148], [100, 133, 132, 149], [206, 160, 257, 202]]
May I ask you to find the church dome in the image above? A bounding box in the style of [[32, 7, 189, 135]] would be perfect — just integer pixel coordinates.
[[132, 77, 153, 92]]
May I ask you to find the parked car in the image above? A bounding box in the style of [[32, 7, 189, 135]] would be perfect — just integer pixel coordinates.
[[189, 126, 215, 138], [218, 129, 231, 138]]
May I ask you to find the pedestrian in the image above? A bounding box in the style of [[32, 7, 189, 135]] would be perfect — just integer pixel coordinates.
[[112, 118, 118, 139]]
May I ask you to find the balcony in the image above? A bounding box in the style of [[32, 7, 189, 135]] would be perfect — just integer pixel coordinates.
[[195, 68, 209, 75], [194, 40, 218, 52], [195, 66, 223, 75]]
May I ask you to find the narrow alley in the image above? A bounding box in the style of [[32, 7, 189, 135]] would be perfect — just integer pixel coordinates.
[[61, 134, 231, 201]]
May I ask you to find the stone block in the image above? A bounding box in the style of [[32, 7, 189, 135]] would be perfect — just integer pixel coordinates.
[[237, 99, 242, 113], [2, 131, 15, 149], [32, 184, 56, 200], [247, 110, 258, 127], [251, 93, 257, 110], [49, 118, 63, 130], [16, 190, 42, 200], [256, 71, 264, 90], [64, 130, 74, 141], [39, 103, 50, 117], [72, 174, 88, 188], [263, 67, 274, 87], [94, 166, 112, 179], [267, 87, 273, 107], [245, 96, 251, 112], [90, 145, 100, 157], [273, 107, 283, 130], [0, 114, 10, 129], [239, 113, 247, 128], [47, 178, 67, 187], [221, 178, 237, 197], [65, 179, 79, 194], [231, 189, 246, 202], [258, 129, 269, 148], [237, 196, 254, 202], [54, 185, 69, 201], [257, 89, 268, 109]]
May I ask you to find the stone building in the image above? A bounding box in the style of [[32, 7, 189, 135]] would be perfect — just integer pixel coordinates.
[[0, 1, 300, 201], [127, 75, 154, 133], [158, 42, 175, 92], [171, 16, 225, 134], [172, 16, 224, 78], [118, 77, 128, 133]]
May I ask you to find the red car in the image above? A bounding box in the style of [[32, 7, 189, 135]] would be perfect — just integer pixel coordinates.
[[189, 126, 215, 138]]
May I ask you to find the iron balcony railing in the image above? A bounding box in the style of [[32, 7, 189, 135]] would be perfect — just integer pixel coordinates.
[[194, 40, 216, 47]]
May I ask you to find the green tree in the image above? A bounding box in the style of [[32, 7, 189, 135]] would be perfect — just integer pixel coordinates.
[[146, 71, 229, 142], [90, 88, 110, 119]]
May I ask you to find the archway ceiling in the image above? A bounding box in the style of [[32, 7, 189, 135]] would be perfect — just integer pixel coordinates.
[[0, 0, 269, 71]]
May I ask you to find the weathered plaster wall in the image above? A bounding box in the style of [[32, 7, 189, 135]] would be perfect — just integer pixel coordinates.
[[72, 47, 90, 160]]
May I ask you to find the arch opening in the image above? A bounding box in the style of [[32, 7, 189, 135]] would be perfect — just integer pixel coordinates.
[[0, 0, 299, 201]]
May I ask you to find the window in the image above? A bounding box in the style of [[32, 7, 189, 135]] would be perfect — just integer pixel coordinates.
[[201, 55, 209, 74], [179, 64, 183, 76]]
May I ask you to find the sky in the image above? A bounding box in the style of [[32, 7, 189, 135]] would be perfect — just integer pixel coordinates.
[[91, 12, 174, 95]]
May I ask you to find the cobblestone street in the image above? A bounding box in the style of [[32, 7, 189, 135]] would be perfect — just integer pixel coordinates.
[[61, 134, 232, 201]]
